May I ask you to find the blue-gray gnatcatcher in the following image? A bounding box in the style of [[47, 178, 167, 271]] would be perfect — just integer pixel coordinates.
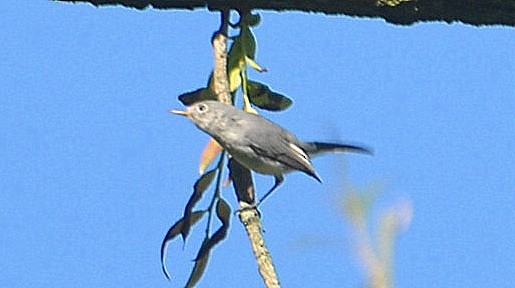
[[171, 100, 371, 203]]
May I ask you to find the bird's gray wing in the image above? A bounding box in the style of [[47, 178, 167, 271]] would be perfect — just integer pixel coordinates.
[[230, 112, 320, 181], [249, 132, 320, 182]]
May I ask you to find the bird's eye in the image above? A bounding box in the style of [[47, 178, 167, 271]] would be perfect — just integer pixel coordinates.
[[197, 103, 209, 113]]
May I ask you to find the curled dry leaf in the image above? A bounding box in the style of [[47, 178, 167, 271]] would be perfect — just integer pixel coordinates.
[[160, 210, 207, 280], [185, 237, 210, 288], [195, 198, 231, 262], [181, 169, 218, 241], [199, 138, 223, 175]]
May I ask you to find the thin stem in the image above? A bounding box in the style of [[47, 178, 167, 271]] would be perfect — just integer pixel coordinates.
[[204, 152, 226, 237], [241, 64, 253, 111]]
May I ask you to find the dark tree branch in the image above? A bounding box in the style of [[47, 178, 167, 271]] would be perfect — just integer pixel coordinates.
[[57, 0, 515, 27]]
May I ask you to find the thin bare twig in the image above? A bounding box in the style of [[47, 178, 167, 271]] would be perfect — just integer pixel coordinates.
[[211, 17, 280, 287]]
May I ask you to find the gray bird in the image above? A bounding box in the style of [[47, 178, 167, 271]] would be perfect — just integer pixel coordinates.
[[171, 100, 371, 203]]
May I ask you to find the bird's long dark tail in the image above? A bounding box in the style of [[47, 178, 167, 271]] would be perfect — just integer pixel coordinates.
[[301, 142, 373, 157]]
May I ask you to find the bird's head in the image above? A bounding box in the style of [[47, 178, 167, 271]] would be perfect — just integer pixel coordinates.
[[169, 100, 228, 134]]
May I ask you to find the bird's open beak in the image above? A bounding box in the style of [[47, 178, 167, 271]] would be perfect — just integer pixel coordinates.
[[169, 109, 191, 117]]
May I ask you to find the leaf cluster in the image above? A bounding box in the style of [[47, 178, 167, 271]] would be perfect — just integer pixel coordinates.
[[178, 12, 292, 113], [163, 10, 295, 287], [161, 166, 231, 287]]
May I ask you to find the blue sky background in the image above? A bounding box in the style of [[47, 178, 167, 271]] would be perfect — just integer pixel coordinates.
[[1, 1, 514, 287]]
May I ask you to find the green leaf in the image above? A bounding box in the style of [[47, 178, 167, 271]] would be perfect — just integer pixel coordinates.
[[240, 26, 256, 60], [182, 169, 217, 241], [246, 81, 293, 111], [216, 198, 231, 226], [228, 36, 243, 68], [227, 27, 257, 92], [185, 237, 211, 288], [178, 88, 217, 106], [228, 65, 243, 92], [160, 210, 207, 280], [227, 39, 244, 92], [243, 13, 261, 27], [245, 56, 266, 72]]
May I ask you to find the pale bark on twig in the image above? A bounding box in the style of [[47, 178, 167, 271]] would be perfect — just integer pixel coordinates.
[[211, 32, 231, 105], [212, 31, 280, 288]]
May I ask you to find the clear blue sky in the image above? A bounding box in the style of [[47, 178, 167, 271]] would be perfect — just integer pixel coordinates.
[[1, 1, 514, 287]]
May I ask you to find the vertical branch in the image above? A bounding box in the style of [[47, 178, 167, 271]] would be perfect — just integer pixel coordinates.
[[212, 32, 231, 104], [211, 12, 281, 288], [238, 211, 280, 288], [229, 159, 281, 288]]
